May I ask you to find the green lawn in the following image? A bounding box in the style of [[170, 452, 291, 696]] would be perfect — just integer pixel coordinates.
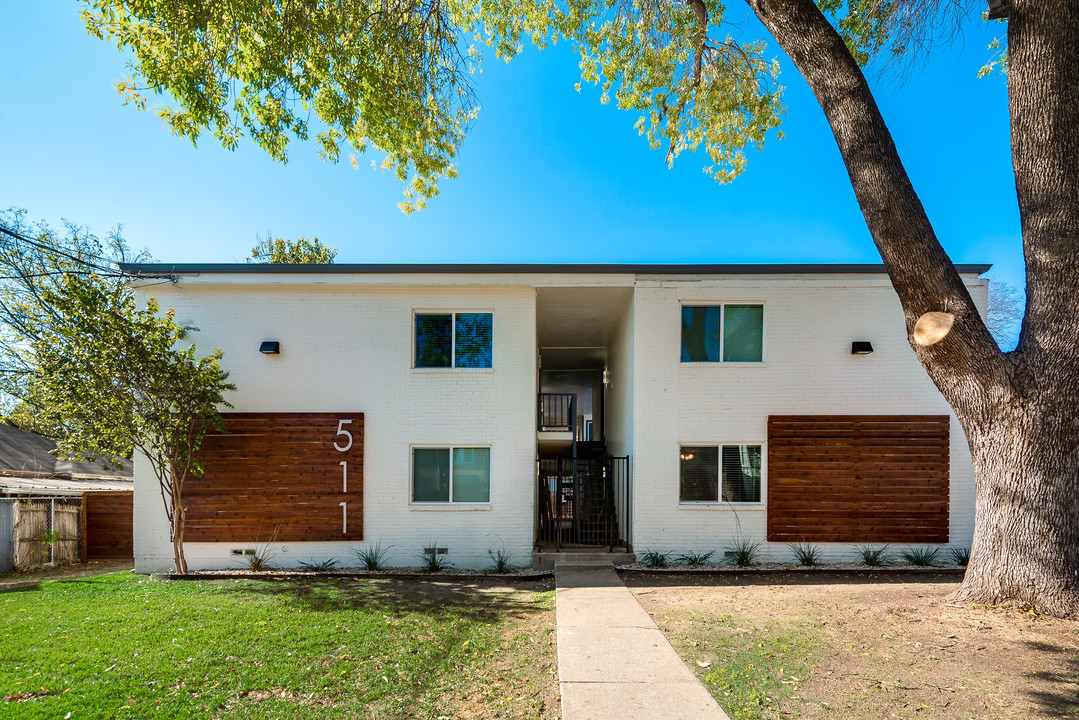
[[668, 612, 818, 720], [0, 571, 557, 719]]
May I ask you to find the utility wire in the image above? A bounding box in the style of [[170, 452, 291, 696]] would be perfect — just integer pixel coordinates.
[[0, 223, 124, 276]]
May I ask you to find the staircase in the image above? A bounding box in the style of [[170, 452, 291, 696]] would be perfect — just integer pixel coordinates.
[[537, 443, 630, 553]]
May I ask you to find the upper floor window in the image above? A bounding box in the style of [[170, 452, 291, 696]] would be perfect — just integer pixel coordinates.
[[415, 312, 492, 368], [681, 304, 764, 363]]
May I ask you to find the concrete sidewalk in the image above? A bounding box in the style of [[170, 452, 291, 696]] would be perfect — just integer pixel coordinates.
[[555, 563, 730, 720]]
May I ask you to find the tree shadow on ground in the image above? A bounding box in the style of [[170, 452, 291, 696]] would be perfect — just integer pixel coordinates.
[[1022, 640, 1079, 716], [213, 575, 554, 623], [622, 569, 965, 588], [0, 582, 40, 594]]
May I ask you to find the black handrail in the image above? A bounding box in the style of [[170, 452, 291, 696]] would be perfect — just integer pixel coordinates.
[[537, 393, 576, 432]]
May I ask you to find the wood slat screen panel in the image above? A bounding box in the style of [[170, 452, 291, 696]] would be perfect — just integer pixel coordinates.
[[767, 415, 949, 543], [186, 412, 363, 542], [84, 491, 134, 559]]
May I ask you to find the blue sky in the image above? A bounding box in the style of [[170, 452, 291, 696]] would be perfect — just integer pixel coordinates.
[[1, 3, 1020, 289]]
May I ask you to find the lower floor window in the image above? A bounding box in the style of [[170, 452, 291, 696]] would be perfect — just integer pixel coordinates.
[[413, 447, 491, 503], [680, 444, 762, 503]]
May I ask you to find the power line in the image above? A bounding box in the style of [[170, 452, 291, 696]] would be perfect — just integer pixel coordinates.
[[0, 224, 123, 277]]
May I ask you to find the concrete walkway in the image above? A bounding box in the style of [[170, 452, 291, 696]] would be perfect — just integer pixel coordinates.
[[555, 563, 730, 719]]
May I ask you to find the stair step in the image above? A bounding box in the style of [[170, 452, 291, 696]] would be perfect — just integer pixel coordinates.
[[532, 550, 636, 570]]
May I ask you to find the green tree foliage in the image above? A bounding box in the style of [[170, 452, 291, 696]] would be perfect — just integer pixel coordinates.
[[0, 210, 234, 572], [82, 0, 476, 212], [248, 236, 338, 264], [32, 275, 234, 573]]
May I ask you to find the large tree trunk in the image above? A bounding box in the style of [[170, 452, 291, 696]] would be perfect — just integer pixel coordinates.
[[747, 0, 1079, 615], [957, 388, 1079, 615]]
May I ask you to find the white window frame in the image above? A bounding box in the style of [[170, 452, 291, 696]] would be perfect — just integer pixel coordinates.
[[677, 442, 766, 507], [412, 310, 495, 371], [679, 301, 767, 366], [409, 444, 493, 507]]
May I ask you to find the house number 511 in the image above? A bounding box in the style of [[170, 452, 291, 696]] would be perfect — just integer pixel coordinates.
[[334, 419, 354, 534]]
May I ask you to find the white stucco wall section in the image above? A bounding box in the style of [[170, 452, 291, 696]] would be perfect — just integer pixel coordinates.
[[133, 282, 537, 572], [629, 273, 987, 563]]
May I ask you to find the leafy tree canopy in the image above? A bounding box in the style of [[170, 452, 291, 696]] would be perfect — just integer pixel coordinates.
[[248, 236, 338, 264]]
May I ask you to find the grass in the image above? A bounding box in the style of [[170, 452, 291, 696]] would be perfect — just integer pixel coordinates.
[[0, 571, 556, 718], [669, 612, 818, 720], [297, 558, 339, 572], [950, 546, 971, 566]]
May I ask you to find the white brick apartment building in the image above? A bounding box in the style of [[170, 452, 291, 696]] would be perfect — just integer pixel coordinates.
[[121, 263, 989, 572]]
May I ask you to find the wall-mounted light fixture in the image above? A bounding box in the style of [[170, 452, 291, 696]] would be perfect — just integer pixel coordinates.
[[259, 341, 281, 355], [851, 341, 874, 355]]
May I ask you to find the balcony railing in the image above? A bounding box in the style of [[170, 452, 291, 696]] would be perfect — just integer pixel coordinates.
[[537, 393, 576, 432]]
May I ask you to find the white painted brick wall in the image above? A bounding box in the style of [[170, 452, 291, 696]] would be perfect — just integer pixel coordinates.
[[131, 270, 986, 571], [132, 282, 537, 572], [629, 274, 986, 563]]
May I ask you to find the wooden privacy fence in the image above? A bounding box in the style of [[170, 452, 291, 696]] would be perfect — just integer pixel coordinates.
[[767, 415, 950, 543], [83, 491, 134, 559], [12, 497, 82, 569]]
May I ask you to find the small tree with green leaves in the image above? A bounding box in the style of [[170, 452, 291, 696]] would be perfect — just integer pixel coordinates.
[[31, 273, 234, 573], [248, 236, 337, 264]]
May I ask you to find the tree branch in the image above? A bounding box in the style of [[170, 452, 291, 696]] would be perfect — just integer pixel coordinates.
[[745, 0, 1005, 406]]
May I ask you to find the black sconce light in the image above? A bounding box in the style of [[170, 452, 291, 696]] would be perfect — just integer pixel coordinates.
[[259, 341, 281, 355], [851, 341, 874, 355]]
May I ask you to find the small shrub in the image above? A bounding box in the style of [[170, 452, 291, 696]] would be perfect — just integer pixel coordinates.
[[354, 541, 390, 571], [487, 547, 516, 574], [788, 542, 821, 567], [950, 546, 971, 566], [676, 551, 715, 566], [901, 546, 940, 566], [856, 543, 890, 567], [725, 536, 762, 567], [246, 548, 274, 572], [299, 558, 339, 572], [641, 550, 669, 568], [418, 547, 451, 572], [245, 525, 278, 571]]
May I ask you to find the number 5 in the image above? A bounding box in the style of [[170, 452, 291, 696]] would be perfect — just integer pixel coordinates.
[[334, 419, 353, 452]]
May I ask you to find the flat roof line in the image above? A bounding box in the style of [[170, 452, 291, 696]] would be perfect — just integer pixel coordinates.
[[120, 262, 993, 275]]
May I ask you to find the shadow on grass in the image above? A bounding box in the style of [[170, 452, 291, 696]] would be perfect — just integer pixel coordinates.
[[622, 569, 965, 588], [211, 576, 555, 714], [1022, 640, 1079, 716], [215, 575, 553, 623], [0, 582, 40, 594]]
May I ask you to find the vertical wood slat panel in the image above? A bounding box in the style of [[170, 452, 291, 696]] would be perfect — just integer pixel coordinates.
[[185, 413, 364, 542], [84, 491, 134, 559], [766, 415, 950, 543]]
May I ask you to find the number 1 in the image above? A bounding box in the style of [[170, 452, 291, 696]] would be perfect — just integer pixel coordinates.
[[340, 461, 348, 492], [340, 502, 347, 534]]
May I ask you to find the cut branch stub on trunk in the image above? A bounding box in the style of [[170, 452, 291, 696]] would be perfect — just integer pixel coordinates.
[[913, 311, 955, 346]]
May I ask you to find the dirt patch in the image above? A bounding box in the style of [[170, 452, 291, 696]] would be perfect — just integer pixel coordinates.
[[625, 571, 1079, 719]]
